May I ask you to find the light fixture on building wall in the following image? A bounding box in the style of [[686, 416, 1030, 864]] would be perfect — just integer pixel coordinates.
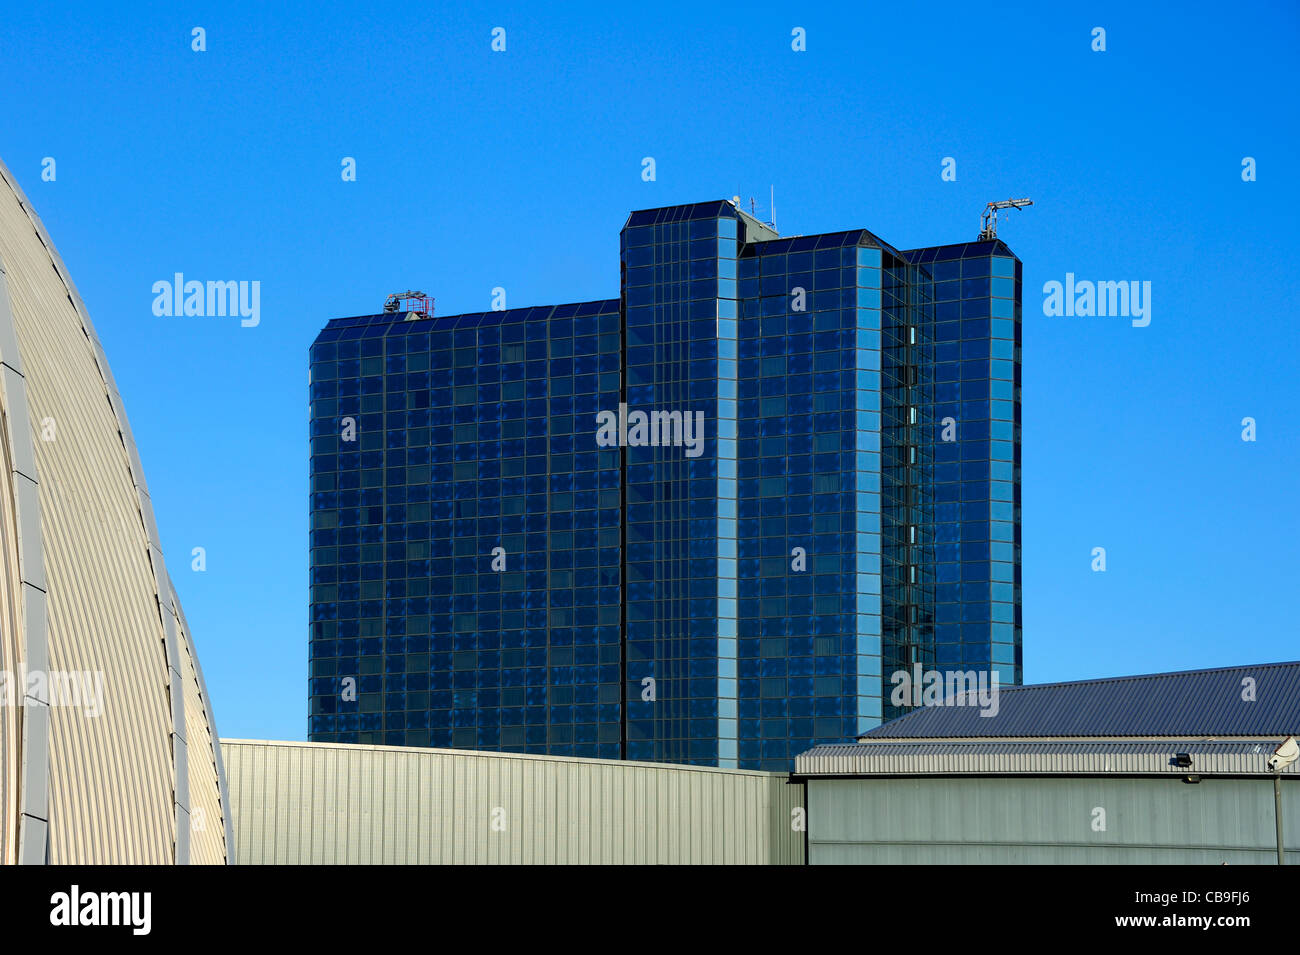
[[1269, 737, 1298, 866]]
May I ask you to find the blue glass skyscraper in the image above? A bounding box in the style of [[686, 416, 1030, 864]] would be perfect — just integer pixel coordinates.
[[309, 199, 1022, 770], [900, 242, 1022, 710]]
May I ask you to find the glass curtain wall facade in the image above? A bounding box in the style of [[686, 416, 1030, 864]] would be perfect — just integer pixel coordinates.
[[309, 302, 624, 757], [621, 203, 738, 766], [901, 242, 1023, 694], [309, 201, 1022, 771], [734, 231, 890, 768], [880, 251, 937, 722]]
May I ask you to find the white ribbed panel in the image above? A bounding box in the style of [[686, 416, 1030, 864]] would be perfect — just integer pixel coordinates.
[[0, 404, 19, 865], [0, 252, 50, 865], [223, 739, 804, 865], [0, 156, 229, 863], [173, 593, 235, 863]]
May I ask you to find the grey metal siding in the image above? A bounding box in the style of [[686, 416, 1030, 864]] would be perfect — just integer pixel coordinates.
[[222, 739, 803, 865], [808, 776, 1300, 864], [797, 740, 1300, 776]]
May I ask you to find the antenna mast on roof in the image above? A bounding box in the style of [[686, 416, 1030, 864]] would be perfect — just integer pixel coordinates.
[[979, 198, 1033, 240], [770, 185, 776, 230]]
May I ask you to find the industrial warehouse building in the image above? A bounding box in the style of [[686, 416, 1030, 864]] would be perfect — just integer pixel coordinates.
[[222, 663, 1300, 865], [222, 738, 803, 864], [0, 156, 231, 864], [797, 662, 1300, 864]]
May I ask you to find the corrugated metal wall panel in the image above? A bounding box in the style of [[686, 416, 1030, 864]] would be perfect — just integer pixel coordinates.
[[173, 593, 234, 861], [0, 157, 231, 864], [222, 739, 803, 865], [0, 164, 173, 863], [0, 252, 37, 866], [798, 740, 1300, 776], [808, 776, 1300, 864], [179, 624, 225, 863], [0, 349, 22, 865]]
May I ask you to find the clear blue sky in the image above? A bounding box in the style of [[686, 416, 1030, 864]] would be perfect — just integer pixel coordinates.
[[2, 1, 1296, 741]]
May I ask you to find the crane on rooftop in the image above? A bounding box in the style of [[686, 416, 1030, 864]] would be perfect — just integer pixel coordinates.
[[383, 290, 434, 318], [978, 198, 1033, 241]]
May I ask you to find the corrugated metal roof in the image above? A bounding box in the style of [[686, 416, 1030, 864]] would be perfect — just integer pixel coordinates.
[[863, 661, 1300, 740], [796, 739, 1300, 777]]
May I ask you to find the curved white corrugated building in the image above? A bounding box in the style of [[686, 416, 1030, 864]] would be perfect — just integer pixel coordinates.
[[0, 157, 231, 864]]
